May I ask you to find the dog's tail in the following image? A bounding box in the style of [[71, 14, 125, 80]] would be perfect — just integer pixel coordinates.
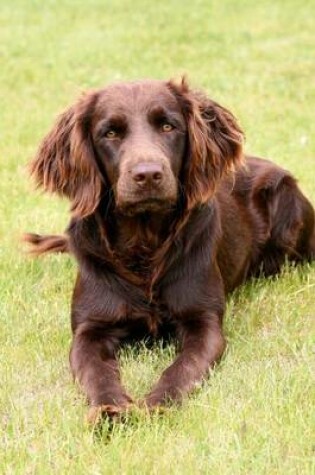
[[23, 233, 69, 256]]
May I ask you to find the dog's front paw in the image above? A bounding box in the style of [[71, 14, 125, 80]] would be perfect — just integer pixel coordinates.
[[142, 388, 179, 413], [87, 402, 133, 425]]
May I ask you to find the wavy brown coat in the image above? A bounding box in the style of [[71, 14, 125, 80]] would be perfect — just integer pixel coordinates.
[[25, 79, 315, 422]]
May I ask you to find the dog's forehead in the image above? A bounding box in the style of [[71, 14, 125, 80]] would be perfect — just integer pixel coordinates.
[[94, 80, 180, 116]]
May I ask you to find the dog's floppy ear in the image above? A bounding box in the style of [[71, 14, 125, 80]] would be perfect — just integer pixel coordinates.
[[168, 79, 244, 210], [29, 91, 102, 218]]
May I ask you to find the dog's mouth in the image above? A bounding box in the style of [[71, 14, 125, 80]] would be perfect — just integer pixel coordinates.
[[117, 198, 175, 216]]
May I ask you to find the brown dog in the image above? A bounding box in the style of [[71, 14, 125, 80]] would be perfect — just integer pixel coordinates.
[[25, 79, 315, 421]]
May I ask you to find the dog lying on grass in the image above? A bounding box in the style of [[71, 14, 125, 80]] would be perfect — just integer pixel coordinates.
[[24, 79, 315, 423]]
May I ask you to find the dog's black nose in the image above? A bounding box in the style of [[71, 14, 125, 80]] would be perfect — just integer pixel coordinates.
[[132, 163, 163, 186]]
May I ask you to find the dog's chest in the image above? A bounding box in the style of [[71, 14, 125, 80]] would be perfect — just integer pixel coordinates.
[[127, 299, 175, 340], [122, 245, 154, 278], [115, 227, 163, 280]]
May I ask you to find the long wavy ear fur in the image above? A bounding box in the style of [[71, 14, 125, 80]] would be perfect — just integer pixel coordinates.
[[168, 78, 244, 210], [29, 92, 102, 218]]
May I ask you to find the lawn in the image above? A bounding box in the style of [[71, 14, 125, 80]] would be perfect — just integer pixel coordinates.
[[1, 0, 314, 473]]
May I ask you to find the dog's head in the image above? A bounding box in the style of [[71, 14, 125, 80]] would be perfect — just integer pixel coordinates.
[[30, 79, 244, 217]]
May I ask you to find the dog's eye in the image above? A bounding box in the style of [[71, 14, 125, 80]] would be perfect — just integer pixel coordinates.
[[105, 129, 118, 139], [161, 123, 174, 133]]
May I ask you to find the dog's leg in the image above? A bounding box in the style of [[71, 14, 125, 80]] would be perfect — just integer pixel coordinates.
[[252, 172, 315, 276], [144, 313, 225, 409], [70, 323, 133, 424], [297, 191, 315, 261], [268, 178, 315, 263]]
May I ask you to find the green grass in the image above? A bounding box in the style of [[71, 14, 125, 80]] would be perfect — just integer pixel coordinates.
[[1, 0, 314, 473]]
